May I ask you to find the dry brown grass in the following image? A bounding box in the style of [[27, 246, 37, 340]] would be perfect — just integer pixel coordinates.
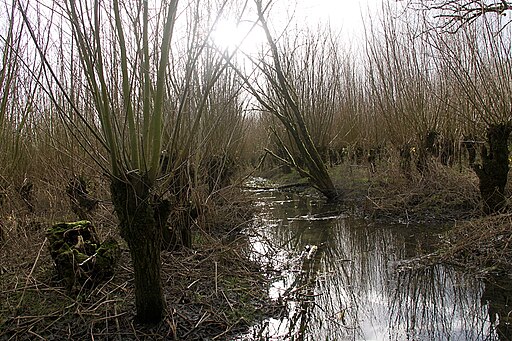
[[0, 179, 274, 340], [364, 161, 482, 223], [0, 239, 272, 340], [438, 213, 512, 276]]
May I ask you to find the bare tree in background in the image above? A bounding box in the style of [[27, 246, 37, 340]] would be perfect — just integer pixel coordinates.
[[412, 1, 512, 213], [411, 0, 512, 31], [234, 0, 339, 200]]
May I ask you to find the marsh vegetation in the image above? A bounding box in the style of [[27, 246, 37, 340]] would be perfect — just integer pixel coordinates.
[[0, 0, 511, 340]]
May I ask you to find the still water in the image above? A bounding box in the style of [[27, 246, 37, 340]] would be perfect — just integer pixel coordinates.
[[239, 177, 511, 341]]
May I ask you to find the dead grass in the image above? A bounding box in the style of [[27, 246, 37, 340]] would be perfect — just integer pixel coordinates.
[[364, 162, 482, 223], [438, 213, 512, 276], [0, 181, 275, 341], [1, 240, 272, 340]]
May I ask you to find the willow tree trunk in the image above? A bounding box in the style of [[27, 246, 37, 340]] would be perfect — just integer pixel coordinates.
[[110, 175, 164, 323], [472, 123, 511, 214], [304, 152, 338, 200], [293, 129, 338, 200], [416, 131, 439, 175], [256, 2, 338, 201], [399, 144, 412, 180]]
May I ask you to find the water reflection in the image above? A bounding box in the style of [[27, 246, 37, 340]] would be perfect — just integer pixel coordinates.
[[482, 277, 512, 340], [242, 182, 509, 340]]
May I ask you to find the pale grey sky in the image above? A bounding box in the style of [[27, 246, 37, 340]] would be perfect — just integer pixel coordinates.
[[211, 0, 382, 52], [294, 0, 379, 32]]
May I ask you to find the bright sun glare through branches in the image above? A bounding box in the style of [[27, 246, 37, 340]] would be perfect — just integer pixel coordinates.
[[208, 0, 377, 54], [210, 19, 266, 54]]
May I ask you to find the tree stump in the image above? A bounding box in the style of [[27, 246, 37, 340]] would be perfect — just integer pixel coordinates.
[[46, 221, 119, 290]]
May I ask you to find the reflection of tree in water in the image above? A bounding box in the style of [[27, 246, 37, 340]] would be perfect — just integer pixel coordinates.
[[310, 218, 406, 340], [252, 190, 338, 339], [482, 276, 512, 341], [390, 265, 486, 340], [282, 201, 335, 339], [285, 246, 323, 340], [250, 189, 494, 340]]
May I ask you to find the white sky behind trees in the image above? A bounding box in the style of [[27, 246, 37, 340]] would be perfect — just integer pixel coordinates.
[[211, 0, 382, 55], [293, 0, 379, 33]]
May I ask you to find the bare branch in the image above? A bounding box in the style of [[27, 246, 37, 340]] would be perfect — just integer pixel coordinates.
[[411, 0, 512, 31]]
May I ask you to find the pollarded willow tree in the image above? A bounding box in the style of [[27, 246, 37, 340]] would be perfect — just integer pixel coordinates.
[[279, 27, 366, 170], [68, 0, 176, 323], [366, 3, 455, 178], [19, 0, 243, 323], [231, 0, 339, 200], [411, 0, 512, 213], [430, 23, 512, 214]]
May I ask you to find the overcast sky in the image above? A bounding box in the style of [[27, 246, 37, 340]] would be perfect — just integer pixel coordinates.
[[262, 0, 383, 44], [294, 0, 379, 29], [292, 0, 381, 35], [207, 0, 385, 54]]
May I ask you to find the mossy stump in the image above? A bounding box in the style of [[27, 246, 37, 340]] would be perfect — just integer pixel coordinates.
[[46, 221, 120, 289]]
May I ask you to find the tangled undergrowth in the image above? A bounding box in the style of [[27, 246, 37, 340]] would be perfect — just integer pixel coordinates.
[[438, 213, 512, 277], [0, 183, 277, 341], [363, 162, 482, 223]]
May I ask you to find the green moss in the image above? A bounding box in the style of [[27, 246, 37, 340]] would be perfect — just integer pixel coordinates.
[[95, 237, 120, 278], [46, 221, 119, 289], [219, 274, 262, 324]]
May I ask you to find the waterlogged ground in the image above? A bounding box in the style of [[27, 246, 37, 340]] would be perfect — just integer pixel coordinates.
[[239, 177, 510, 341]]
